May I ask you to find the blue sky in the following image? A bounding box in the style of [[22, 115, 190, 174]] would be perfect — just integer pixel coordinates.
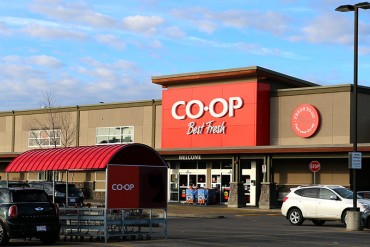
[[0, 0, 370, 111]]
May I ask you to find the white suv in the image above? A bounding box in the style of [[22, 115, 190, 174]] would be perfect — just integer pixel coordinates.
[[281, 185, 370, 226]]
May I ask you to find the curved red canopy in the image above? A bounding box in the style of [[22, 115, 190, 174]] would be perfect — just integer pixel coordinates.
[[5, 143, 167, 172]]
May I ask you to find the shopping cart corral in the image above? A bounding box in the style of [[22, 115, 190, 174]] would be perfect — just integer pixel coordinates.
[[59, 206, 167, 242]]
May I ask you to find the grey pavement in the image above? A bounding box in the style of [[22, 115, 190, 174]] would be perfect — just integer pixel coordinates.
[[9, 203, 370, 246]]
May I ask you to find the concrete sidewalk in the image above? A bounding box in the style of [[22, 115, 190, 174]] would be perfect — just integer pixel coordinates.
[[83, 200, 282, 218], [167, 202, 281, 218]]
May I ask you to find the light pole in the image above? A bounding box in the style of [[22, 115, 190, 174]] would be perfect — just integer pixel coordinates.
[[335, 2, 370, 231]]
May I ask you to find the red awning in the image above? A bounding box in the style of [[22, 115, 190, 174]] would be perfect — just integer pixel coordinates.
[[5, 144, 167, 172]]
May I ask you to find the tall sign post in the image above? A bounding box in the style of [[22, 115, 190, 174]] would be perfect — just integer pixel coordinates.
[[336, 2, 370, 231]]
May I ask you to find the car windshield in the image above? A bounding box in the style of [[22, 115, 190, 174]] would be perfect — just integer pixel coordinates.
[[55, 184, 80, 193], [12, 190, 49, 202], [332, 187, 361, 199]]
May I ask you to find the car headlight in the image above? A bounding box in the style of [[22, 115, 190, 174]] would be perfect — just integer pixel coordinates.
[[55, 191, 66, 197]]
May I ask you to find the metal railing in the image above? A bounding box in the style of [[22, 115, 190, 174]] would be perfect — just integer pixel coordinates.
[[59, 205, 167, 243]]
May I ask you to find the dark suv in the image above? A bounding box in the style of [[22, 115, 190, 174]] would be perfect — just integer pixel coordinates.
[[28, 181, 84, 204], [0, 187, 60, 245], [0, 181, 30, 188]]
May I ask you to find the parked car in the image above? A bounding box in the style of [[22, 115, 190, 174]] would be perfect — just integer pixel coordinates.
[[281, 185, 370, 226], [28, 181, 84, 204], [0, 180, 30, 188], [0, 187, 60, 245], [358, 191, 370, 199]]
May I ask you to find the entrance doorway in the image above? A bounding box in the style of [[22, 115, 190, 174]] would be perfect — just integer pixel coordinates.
[[178, 174, 207, 201], [240, 159, 259, 206], [168, 160, 207, 202]]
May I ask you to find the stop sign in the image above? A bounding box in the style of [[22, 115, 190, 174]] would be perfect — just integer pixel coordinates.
[[309, 161, 320, 172]]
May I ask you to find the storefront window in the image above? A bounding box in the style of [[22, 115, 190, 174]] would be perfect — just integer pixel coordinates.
[[179, 161, 197, 169], [221, 160, 232, 169], [169, 162, 179, 169], [240, 159, 251, 169], [198, 161, 206, 169], [211, 161, 221, 169], [96, 126, 134, 144], [179, 175, 188, 187], [29, 129, 61, 148]]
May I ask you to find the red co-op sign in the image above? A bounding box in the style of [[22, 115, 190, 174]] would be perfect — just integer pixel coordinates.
[[309, 161, 321, 173]]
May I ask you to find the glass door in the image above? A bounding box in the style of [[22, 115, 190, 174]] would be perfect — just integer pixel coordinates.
[[170, 174, 179, 201], [179, 174, 189, 202], [221, 174, 231, 203], [241, 175, 251, 204]]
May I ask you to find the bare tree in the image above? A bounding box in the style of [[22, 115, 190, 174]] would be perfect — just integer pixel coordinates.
[[27, 91, 77, 148]]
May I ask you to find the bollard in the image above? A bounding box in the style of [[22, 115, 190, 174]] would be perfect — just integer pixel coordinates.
[[346, 210, 363, 231]]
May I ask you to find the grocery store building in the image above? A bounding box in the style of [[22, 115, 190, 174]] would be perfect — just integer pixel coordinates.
[[1, 66, 370, 208]]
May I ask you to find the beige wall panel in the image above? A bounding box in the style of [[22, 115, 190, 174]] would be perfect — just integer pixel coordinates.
[[13, 115, 25, 152], [270, 98, 279, 141], [78, 111, 89, 145], [95, 171, 105, 180], [155, 105, 162, 148], [69, 172, 86, 182], [6, 173, 23, 181], [274, 159, 349, 187], [26, 172, 39, 181], [331, 93, 350, 143], [357, 93, 370, 143], [88, 108, 143, 126], [271, 92, 351, 145], [79, 106, 155, 146], [331, 114, 349, 143], [4, 116, 13, 152], [12, 111, 78, 151], [143, 106, 153, 125], [79, 111, 89, 128], [0, 117, 6, 151], [141, 124, 152, 146]]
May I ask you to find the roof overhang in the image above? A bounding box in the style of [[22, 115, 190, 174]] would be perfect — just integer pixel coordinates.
[[152, 66, 318, 88], [156, 144, 365, 156], [5, 144, 167, 173]]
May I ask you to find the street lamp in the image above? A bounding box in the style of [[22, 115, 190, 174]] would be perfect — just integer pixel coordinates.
[[335, 2, 370, 231]]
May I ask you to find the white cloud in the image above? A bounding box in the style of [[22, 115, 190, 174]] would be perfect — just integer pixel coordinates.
[[0, 54, 161, 110], [360, 46, 370, 55], [0, 21, 12, 36], [122, 15, 164, 34], [193, 20, 217, 34], [29, 55, 63, 68], [95, 34, 126, 50], [290, 14, 353, 45], [171, 8, 289, 35], [22, 24, 87, 40], [2, 55, 62, 68], [29, 0, 116, 28], [186, 36, 304, 59], [163, 26, 185, 39], [150, 40, 162, 49]]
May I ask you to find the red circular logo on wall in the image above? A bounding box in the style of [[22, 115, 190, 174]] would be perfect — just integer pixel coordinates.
[[291, 104, 320, 138]]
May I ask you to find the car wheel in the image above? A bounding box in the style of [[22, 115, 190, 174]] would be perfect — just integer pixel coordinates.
[[0, 222, 9, 245], [341, 210, 348, 226], [288, 208, 304, 226], [312, 220, 325, 226]]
